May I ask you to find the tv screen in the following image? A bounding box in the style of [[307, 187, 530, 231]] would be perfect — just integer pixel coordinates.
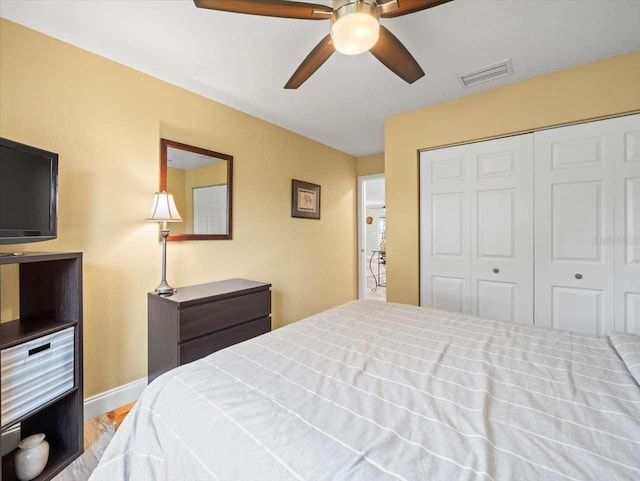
[[0, 138, 58, 245]]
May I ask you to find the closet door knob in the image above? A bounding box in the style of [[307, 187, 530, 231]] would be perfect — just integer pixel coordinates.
[[575, 273, 583, 280], [493, 268, 500, 274]]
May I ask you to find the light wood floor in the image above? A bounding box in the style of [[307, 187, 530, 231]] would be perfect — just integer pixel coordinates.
[[51, 403, 134, 481], [50, 414, 114, 481]]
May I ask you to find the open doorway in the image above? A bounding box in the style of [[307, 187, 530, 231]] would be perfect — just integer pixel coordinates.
[[358, 175, 386, 301]]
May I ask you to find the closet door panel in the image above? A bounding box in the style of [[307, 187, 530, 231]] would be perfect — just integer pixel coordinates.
[[551, 181, 602, 262], [535, 119, 618, 334], [477, 150, 518, 178], [431, 276, 466, 312], [551, 286, 604, 334], [615, 115, 640, 334], [420, 148, 472, 313], [477, 280, 517, 321], [477, 188, 515, 258], [432, 193, 464, 256], [431, 157, 466, 183], [470, 134, 534, 324]]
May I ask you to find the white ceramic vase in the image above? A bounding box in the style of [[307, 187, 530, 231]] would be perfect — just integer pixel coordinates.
[[14, 433, 49, 481]]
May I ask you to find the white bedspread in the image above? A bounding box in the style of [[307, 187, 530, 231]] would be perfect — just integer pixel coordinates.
[[90, 300, 640, 481]]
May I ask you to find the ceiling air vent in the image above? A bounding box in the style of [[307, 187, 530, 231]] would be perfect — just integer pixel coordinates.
[[459, 59, 513, 87]]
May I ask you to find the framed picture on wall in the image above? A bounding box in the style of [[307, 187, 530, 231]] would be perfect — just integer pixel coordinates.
[[291, 179, 321, 220]]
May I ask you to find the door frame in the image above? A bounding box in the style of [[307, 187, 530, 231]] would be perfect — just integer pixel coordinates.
[[358, 174, 385, 299]]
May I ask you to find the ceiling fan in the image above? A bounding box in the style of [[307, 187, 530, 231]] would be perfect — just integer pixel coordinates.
[[193, 0, 452, 89]]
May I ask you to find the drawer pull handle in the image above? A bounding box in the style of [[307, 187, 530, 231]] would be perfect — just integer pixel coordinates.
[[575, 273, 583, 280], [493, 268, 500, 274], [28, 343, 51, 356]]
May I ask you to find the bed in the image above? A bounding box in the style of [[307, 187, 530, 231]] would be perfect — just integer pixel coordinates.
[[89, 300, 640, 481]]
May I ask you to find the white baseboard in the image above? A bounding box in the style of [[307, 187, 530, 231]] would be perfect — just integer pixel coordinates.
[[83, 377, 148, 421]]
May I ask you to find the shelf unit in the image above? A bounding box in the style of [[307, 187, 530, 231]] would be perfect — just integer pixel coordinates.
[[0, 252, 83, 481]]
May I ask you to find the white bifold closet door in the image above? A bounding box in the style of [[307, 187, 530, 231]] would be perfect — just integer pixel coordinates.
[[420, 134, 534, 323], [535, 114, 640, 335]]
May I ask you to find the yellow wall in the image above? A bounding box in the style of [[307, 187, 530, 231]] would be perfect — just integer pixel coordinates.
[[0, 19, 357, 397], [183, 161, 227, 233], [0, 265, 19, 322], [356, 152, 384, 176], [385, 50, 640, 305], [166, 167, 187, 235]]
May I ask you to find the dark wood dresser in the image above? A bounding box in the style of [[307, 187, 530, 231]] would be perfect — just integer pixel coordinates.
[[147, 279, 271, 383]]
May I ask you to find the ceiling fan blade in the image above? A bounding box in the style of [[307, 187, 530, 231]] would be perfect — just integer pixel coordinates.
[[369, 26, 425, 84], [379, 0, 452, 18], [194, 0, 332, 20], [285, 34, 335, 89]]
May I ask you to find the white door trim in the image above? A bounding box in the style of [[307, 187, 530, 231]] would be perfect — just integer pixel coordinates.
[[358, 174, 385, 300]]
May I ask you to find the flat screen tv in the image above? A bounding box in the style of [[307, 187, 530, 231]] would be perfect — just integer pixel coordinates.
[[0, 137, 58, 245]]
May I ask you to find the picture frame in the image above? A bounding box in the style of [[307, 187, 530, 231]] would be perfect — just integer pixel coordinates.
[[291, 179, 321, 220]]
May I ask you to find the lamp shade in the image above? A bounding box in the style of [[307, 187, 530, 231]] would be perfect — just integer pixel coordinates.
[[147, 191, 182, 222]]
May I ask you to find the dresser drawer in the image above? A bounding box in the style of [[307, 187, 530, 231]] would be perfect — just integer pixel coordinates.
[[179, 316, 271, 365], [179, 289, 270, 342], [1, 327, 75, 428]]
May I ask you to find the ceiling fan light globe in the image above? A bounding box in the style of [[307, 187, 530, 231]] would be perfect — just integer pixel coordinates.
[[331, 2, 380, 55]]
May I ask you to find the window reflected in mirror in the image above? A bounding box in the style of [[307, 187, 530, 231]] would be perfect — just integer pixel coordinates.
[[160, 139, 232, 240]]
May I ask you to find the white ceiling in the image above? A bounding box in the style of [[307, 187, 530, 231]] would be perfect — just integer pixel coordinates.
[[1, 0, 639, 156], [167, 146, 224, 170]]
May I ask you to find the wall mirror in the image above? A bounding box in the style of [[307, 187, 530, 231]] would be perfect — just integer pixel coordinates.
[[160, 138, 232, 240]]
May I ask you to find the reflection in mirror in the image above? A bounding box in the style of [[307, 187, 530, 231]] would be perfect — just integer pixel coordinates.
[[161, 139, 232, 240]]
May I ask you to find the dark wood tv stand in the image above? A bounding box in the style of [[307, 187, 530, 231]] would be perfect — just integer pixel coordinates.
[[0, 252, 83, 481]]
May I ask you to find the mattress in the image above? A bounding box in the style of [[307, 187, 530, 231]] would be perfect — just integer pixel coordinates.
[[90, 300, 640, 481]]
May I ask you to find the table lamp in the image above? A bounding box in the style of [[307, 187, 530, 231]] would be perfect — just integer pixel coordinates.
[[147, 191, 182, 295]]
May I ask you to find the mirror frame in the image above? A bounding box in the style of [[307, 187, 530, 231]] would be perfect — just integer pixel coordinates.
[[160, 138, 233, 241]]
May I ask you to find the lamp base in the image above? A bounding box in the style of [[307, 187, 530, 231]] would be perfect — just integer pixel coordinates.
[[154, 280, 176, 296], [155, 226, 176, 296]]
